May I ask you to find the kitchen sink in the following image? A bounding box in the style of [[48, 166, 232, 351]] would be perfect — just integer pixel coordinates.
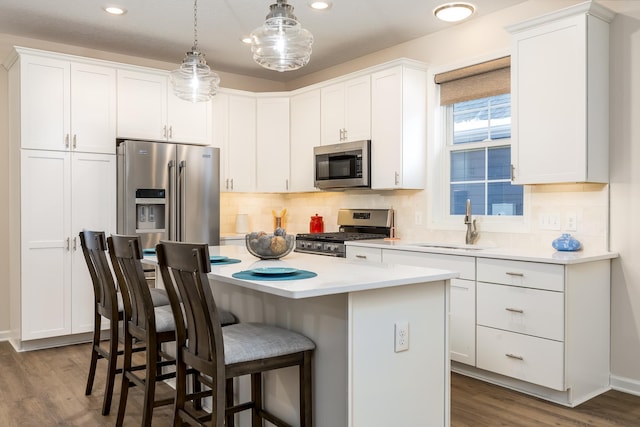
[[412, 242, 495, 251]]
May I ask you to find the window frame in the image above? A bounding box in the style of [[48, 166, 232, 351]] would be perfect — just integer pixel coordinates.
[[426, 56, 531, 234]]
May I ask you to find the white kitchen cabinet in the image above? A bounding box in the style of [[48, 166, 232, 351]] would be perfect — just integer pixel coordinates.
[[212, 91, 256, 192], [320, 75, 371, 145], [370, 63, 427, 189], [18, 150, 116, 343], [289, 89, 320, 192], [474, 257, 610, 406], [382, 249, 476, 366], [7, 48, 116, 154], [508, 2, 614, 184], [117, 68, 211, 145], [256, 97, 290, 192]]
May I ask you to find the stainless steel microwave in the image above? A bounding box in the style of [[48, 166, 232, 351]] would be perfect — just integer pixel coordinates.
[[314, 140, 370, 190]]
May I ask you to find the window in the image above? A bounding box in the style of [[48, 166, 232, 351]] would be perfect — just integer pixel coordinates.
[[435, 57, 523, 219], [447, 94, 523, 216]]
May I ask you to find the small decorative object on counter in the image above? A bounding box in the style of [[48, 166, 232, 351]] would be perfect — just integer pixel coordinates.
[[235, 213, 249, 234], [272, 208, 287, 229], [246, 229, 295, 259], [310, 214, 324, 233], [552, 233, 582, 251]]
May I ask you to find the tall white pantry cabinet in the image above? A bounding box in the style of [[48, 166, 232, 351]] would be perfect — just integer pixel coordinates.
[[5, 47, 117, 350]]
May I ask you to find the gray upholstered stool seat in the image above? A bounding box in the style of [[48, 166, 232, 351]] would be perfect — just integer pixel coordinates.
[[223, 323, 315, 365]]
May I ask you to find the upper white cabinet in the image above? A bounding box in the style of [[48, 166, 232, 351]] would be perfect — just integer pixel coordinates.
[[256, 97, 290, 192], [320, 75, 371, 145], [117, 68, 212, 145], [212, 91, 256, 192], [508, 2, 614, 184], [289, 89, 320, 192], [370, 63, 427, 189], [8, 48, 116, 154]]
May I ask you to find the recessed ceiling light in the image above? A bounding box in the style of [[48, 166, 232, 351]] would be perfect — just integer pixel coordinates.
[[434, 2, 475, 23], [308, 1, 332, 11], [103, 5, 127, 15]]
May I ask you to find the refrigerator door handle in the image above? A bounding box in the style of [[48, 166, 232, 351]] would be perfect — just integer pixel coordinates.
[[168, 159, 175, 240], [178, 160, 187, 242]]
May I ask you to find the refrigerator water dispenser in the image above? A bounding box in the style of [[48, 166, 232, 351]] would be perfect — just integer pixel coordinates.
[[135, 189, 166, 231]]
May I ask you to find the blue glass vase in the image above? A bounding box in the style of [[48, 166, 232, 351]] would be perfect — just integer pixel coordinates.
[[552, 233, 582, 251]]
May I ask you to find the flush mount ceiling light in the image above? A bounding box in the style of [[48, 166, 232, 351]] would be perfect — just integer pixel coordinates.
[[103, 5, 127, 15], [434, 2, 476, 23], [170, 0, 220, 102], [308, 1, 332, 10], [250, 0, 314, 72]]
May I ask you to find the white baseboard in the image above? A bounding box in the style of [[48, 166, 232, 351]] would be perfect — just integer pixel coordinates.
[[610, 374, 640, 397], [0, 330, 12, 341]]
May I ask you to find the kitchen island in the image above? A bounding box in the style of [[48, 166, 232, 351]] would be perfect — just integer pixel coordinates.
[[152, 245, 458, 427]]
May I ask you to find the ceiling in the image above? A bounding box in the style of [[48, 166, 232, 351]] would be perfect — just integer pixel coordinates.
[[0, 0, 527, 82]]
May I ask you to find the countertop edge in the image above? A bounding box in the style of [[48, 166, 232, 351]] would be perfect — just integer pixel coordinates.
[[346, 240, 619, 264]]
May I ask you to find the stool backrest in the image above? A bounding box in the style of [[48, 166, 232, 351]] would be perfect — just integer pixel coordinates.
[[107, 234, 154, 332], [156, 240, 226, 414], [79, 230, 121, 319]]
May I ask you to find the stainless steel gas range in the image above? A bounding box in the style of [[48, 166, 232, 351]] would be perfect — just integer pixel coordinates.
[[295, 208, 394, 257]]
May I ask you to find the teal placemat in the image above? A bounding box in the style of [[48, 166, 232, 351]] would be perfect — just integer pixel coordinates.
[[232, 270, 317, 281], [211, 258, 241, 266], [143, 248, 156, 255]]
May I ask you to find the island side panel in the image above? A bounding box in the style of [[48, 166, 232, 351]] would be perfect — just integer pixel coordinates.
[[211, 279, 349, 427], [348, 280, 450, 427]]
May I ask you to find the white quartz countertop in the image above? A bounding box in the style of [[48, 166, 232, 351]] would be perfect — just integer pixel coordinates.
[[346, 239, 618, 264], [148, 245, 458, 299]]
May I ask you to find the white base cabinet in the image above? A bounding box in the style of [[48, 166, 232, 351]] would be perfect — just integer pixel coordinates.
[[348, 243, 612, 407]]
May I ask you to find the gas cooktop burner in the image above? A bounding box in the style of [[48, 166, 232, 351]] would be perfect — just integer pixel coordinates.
[[295, 232, 385, 243], [295, 208, 394, 257]]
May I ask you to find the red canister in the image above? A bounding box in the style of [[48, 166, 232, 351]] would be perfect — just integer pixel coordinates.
[[310, 214, 324, 234]]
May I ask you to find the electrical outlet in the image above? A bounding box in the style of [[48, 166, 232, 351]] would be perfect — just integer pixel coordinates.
[[415, 211, 423, 226], [394, 321, 409, 353], [566, 213, 577, 231]]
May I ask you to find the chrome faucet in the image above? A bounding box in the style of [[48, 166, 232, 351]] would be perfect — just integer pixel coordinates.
[[465, 199, 479, 245]]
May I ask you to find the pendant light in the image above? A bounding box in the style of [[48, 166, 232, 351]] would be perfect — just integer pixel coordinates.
[[170, 0, 220, 102], [250, 0, 314, 72]]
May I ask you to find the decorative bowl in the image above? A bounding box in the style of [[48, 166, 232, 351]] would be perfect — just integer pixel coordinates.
[[245, 233, 295, 259], [552, 233, 582, 251]]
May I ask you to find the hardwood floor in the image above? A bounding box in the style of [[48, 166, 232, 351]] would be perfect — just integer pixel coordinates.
[[1, 340, 640, 426]]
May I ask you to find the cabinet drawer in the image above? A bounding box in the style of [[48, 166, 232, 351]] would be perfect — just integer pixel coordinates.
[[477, 282, 564, 341], [477, 258, 564, 291], [477, 326, 565, 391], [383, 250, 475, 280], [346, 246, 382, 263]]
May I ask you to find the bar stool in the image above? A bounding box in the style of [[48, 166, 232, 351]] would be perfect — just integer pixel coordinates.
[[156, 240, 315, 427], [79, 230, 170, 416]]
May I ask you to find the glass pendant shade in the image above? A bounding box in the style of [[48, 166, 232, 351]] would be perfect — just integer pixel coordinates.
[[250, 0, 314, 72], [170, 49, 220, 102], [171, 0, 220, 102]]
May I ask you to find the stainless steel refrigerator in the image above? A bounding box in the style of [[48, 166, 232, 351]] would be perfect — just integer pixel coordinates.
[[117, 139, 220, 249]]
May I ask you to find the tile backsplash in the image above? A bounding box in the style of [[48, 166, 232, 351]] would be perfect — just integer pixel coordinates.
[[221, 183, 609, 252]]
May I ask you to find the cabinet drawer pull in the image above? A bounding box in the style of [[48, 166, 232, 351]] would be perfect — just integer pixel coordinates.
[[506, 271, 524, 277], [505, 307, 524, 313], [65, 134, 70, 148], [355, 254, 367, 259], [73, 134, 77, 149], [505, 353, 524, 360]]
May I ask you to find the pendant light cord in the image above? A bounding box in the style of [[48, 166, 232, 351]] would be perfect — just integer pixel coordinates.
[[193, 0, 199, 51]]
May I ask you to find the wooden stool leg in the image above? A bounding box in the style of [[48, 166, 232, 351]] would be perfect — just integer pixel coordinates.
[[142, 348, 158, 427], [85, 313, 101, 396], [226, 378, 235, 427], [101, 320, 119, 415], [301, 352, 313, 427], [116, 333, 133, 426], [251, 373, 262, 427]]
